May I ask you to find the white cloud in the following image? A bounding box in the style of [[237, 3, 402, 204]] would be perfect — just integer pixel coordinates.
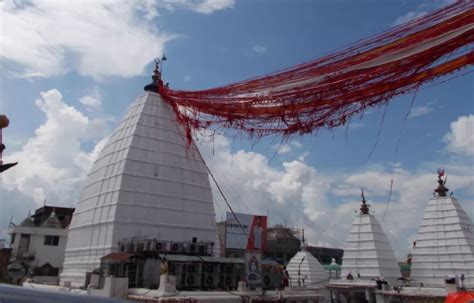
[[1, 89, 107, 210], [348, 122, 366, 129], [196, 132, 336, 245], [79, 89, 102, 111], [1, 1, 172, 78], [192, 0, 235, 14], [275, 144, 292, 154], [273, 141, 303, 155], [252, 44, 267, 54], [408, 105, 433, 119], [393, 0, 456, 26], [443, 115, 474, 156], [196, 132, 474, 258], [2, 95, 472, 259], [393, 10, 427, 26], [0, 0, 234, 79]]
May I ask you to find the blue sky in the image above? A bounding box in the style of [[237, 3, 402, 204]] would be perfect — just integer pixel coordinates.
[[0, 0, 473, 259]]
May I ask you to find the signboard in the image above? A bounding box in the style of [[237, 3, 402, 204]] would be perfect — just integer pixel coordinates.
[[245, 251, 262, 288], [225, 212, 267, 251]]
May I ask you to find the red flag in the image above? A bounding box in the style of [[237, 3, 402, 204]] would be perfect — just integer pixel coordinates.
[[438, 169, 445, 177]]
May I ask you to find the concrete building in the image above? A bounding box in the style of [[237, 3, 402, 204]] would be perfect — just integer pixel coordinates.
[[60, 66, 218, 287], [265, 225, 303, 264], [410, 174, 474, 288], [217, 222, 343, 266], [8, 206, 74, 283]]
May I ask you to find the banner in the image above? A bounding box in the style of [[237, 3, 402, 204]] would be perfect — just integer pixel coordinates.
[[245, 251, 262, 288], [225, 212, 267, 251]]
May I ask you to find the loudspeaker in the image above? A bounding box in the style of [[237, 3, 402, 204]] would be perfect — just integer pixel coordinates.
[[181, 263, 201, 289], [202, 273, 218, 289], [217, 275, 234, 289], [170, 242, 183, 253], [152, 240, 167, 252], [137, 240, 148, 252], [198, 244, 208, 255], [184, 274, 200, 288], [118, 242, 126, 252], [188, 243, 198, 254]]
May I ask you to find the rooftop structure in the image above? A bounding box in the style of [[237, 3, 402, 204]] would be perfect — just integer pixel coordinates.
[[60, 65, 218, 287], [287, 243, 329, 288], [410, 173, 474, 288], [340, 191, 401, 283], [8, 206, 73, 284]]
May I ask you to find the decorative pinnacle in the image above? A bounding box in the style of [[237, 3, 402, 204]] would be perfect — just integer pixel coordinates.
[[144, 57, 165, 93], [152, 58, 161, 82], [434, 169, 449, 197], [360, 189, 369, 215]]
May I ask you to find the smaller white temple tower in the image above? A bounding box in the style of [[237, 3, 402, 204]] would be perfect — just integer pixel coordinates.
[[340, 192, 401, 283], [287, 232, 328, 288], [410, 172, 474, 288]]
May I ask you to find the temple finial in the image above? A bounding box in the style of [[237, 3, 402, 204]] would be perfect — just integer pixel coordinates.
[[360, 189, 369, 215], [144, 57, 164, 93], [434, 169, 449, 197]]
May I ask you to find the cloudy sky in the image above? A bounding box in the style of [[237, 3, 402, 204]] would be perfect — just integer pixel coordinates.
[[1, 0, 472, 259]]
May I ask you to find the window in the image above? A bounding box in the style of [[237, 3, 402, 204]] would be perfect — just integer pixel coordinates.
[[11, 234, 16, 244], [44, 235, 59, 246]]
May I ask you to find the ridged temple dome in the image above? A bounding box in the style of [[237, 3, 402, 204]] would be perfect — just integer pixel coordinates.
[[61, 90, 218, 286], [287, 248, 329, 288], [410, 193, 474, 288], [340, 195, 401, 284]]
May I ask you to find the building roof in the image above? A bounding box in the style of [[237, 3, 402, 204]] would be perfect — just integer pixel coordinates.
[[32, 206, 74, 228], [101, 253, 137, 262], [20, 216, 35, 227], [41, 210, 62, 228]]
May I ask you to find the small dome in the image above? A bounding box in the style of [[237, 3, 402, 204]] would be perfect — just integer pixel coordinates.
[[287, 250, 329, 288], [20, 216, 35, 227], [41, 210, 61, 228]]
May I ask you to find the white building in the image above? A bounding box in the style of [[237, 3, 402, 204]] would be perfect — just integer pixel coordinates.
[[410, 175, 474, 288], [8, 206, 74, 282], [287, 245, 329, 288], [340, 193, 401, 284], [60, 66, 218, 286]]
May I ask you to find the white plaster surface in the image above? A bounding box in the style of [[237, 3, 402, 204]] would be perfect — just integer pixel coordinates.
[[9, 226, 68, 269], [61, 92, 217, 286], [410, 196, 474, 287], [341, 214, 401, 283], [287, 249, 329, 288]]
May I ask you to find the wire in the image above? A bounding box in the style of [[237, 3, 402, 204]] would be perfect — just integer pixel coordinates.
[[206, 165, 248, 240], [380, 86, 419, 224]]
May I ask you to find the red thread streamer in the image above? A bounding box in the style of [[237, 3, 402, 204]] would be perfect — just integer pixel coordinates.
[[159, 1, 474, 143]]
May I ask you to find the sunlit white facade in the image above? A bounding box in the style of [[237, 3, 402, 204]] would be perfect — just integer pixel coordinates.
[[61, 92, 217, 286], [340, 204, 400, 283], [410, 195, 474, 287]]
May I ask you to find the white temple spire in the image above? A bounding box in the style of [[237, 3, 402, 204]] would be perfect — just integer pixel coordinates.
[[340, 191, 401, 284], [410, 171, 474, 288], [61, 67, 217, 286]]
